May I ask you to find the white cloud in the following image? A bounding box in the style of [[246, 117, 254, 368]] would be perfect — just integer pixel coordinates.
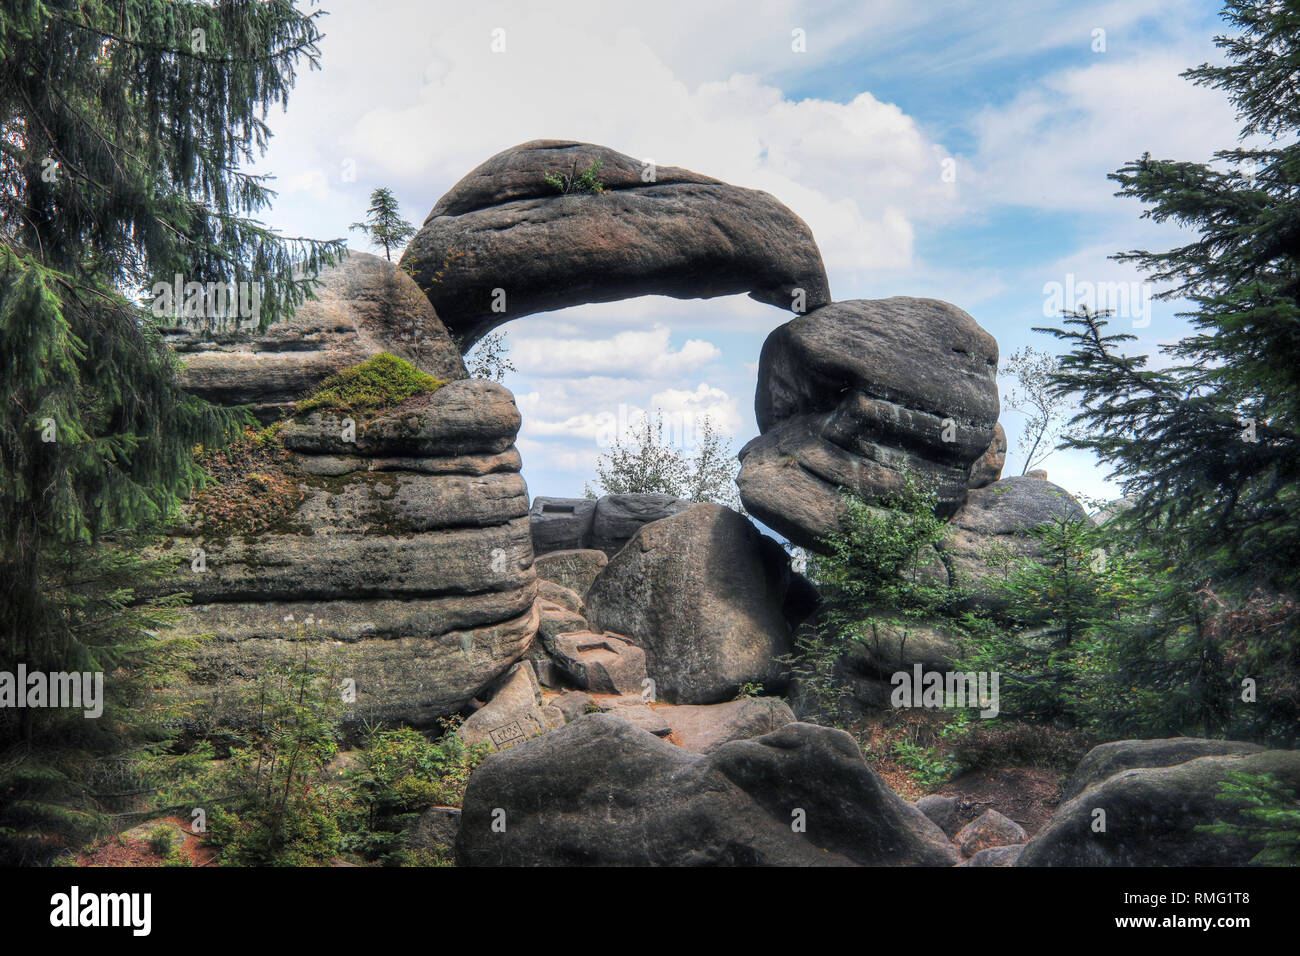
[[511, 326, 720, 378], [968, 51, 1240, 214]]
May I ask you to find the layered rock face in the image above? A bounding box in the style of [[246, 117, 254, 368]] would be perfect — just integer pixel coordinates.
[[400, 140, 831, 348], [156, 380, 538, 730], [162, 250, 466, 422], [585, 504, 812, 704], [456, 715, 959, 866], [738, 298, 1001, 551]]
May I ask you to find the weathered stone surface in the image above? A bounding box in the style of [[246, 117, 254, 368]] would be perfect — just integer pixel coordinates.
[[1063, 737, 1267, 801], [590, 493, 692, 556], [602, 700, 672, 737], [955, 809, 1028, 856], [537, 580, 585, 616], [402, 140, 831, 348], [958, 844, 1024, 867], [281, 380, 520, 457], [842, 619, 964, 680], [543, 631, 647, 696], [163, 250, 465, 421], [968, 422, 1007, 490], [178, 601, 539, 730], [533, 548, 608, 597], [459, 663, 564, 752], [153, 518, 534, 604], [657, 697, 796, 753], [586, 504, 811, 703], [405, 807, 461, 854], [738, 298, 1000, 550], [456, 715, 959, 866], [161, 383, 539, 729], [551, 690, 597, 722], [938, 476, 1091, 611], [529, 497, 596, 554], [914, 795, 961, 838], [1018, 750, 1300, 867], [537, 601, 589, 642]]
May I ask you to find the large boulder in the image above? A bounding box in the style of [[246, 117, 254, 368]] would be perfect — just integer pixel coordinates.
[[840, 618, 965, 710], [737, 298, 1000, 550], [532, 549, 608, 598], [1019, 749, 1300, 867], [585, 504, 811, 703], [458, 663, 564, 752], [154, 379, 539, 731], [162, 250, 466, 422], [401, 140, 831, 349], [456, 715, 959, 866], [528, 497, 596, 554], [1063, 737, 1267, 801], [590, 493, 692, 556], [937, 475, 1091, 611]]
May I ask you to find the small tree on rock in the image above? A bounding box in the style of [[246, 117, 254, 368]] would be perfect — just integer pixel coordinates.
[[350, 187, 416, 261]]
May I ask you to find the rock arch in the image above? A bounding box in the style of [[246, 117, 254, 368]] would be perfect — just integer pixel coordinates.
[[399, 140, 832, 348], [403, 141, 1004, 550]]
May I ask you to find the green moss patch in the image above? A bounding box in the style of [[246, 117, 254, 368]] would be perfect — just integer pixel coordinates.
[[189, 426, 306, 538], [295, 353, 446, 416]]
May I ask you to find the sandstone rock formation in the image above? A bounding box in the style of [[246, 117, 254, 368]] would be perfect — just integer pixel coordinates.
[[656, 697, 797, 754], [738, 297, 1000, 551], [155, 379, 537, 730], [456, 715, 959, 866], [532, 549, 607, 597], [529, 493, 692, 557], [1019, 749, 1300, 866], [585, 504, 812, 703], [954, 809, 1029, 857], [163, 250, 465, 422], [840, 619, 965, 709], [458, 663, 564, 751], [967, 422, 1007, 490], [401, 140, 831, 348], [1062, 737, 1266, 801], [937, 475, 1091, 611]]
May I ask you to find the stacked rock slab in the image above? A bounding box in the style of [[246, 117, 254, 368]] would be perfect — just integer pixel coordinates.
[[400, 140, 831, 349], [162, 250, 466, 423], [530, 493, 693, 558], [155, 380, 538, 730], [738, 297, 1001, 551], [585, 503, 814, 704]]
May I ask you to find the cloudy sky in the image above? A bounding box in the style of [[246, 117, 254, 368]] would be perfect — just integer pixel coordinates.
[[253, 0, 1243, 511]]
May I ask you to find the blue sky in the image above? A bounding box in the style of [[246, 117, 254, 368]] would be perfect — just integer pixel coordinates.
[[252, 0, 1243, 509]]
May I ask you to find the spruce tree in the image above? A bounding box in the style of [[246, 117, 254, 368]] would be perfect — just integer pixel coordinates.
[[0, 0, 343, 856], [1039, 1, 1300, 594], [350, 187, 416, 260]]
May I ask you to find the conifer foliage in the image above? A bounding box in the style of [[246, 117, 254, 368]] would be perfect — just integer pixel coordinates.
[[0, 0, 342, 858]]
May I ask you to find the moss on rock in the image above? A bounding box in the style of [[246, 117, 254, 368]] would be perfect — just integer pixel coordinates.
[[295, 353, 446, 416]]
